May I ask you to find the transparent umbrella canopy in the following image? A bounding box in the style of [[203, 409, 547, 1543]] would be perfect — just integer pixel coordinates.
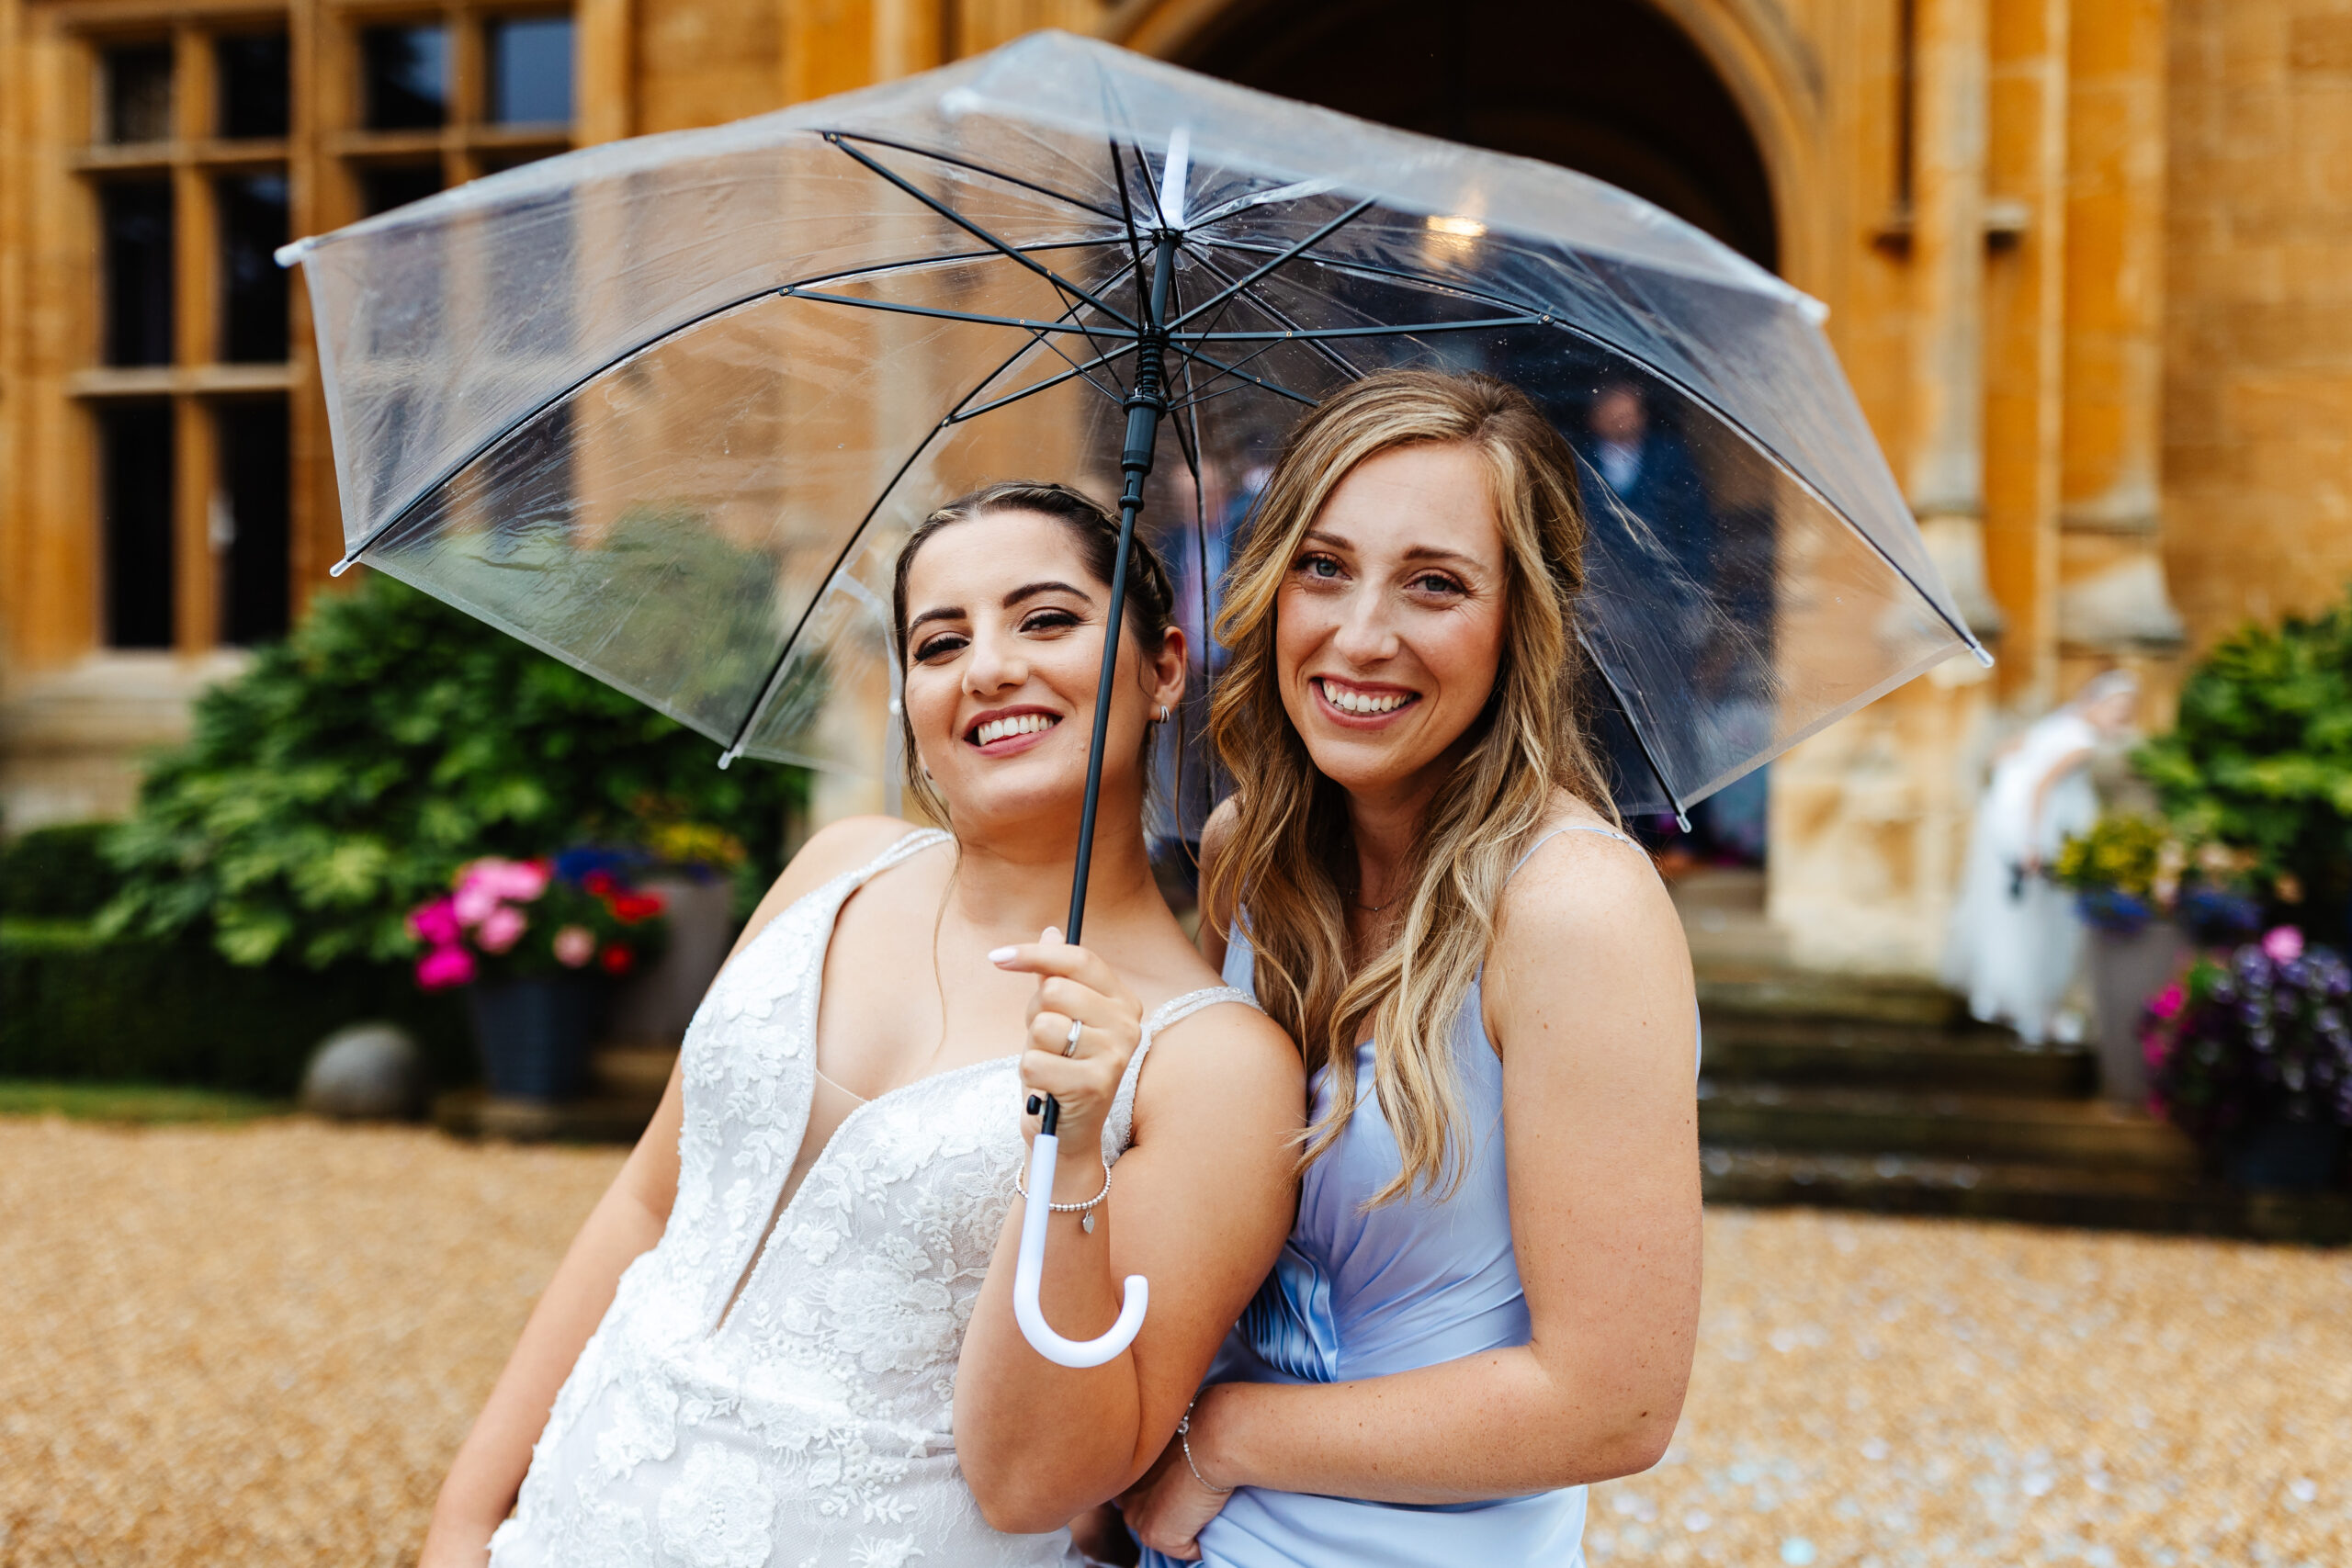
[[285, 28, 1986, 1368], [283, 29, 1984, 849]]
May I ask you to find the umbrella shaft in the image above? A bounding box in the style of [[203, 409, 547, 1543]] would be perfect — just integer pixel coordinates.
[[1062, 230, 1181, 955]]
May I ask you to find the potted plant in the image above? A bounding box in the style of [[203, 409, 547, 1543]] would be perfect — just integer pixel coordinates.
[[2050, 816, 2260, 1103], [410, 854, 669, 1102], [2141, 926, 2352, 1190], [605, 816, 752, 1047]]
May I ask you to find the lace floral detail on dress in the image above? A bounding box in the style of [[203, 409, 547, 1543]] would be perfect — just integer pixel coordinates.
[[487, 829, 1258, 1568]]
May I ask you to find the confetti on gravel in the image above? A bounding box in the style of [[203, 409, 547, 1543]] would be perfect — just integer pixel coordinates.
[[3, 1118, 2347, 1566], [1589, 1207, 2352, 1568]]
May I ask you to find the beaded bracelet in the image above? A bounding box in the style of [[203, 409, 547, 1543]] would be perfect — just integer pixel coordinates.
[[1013, 1153, 1113, 1231]]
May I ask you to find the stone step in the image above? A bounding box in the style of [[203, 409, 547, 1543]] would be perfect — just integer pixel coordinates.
[[1696, 1080, 2200, 1174], [1701, 1147, 2352, 1245], [1695, 969, 1964, 1028], [1698, 1015, 2096, 1097]]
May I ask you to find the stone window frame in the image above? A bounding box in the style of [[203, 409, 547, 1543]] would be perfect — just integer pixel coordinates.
[[60, 1, 575, 654]]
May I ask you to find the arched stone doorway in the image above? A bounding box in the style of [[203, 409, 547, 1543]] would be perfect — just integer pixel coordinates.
[[1137, 0, 1786, 871], [1164, 0, 1779, 271]]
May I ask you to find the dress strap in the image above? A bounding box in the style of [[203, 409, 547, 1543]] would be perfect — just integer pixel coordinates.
[[853, 827, 952, 884], [1102, 985, 1259, 1162], [1508, 822, 1644, 878]]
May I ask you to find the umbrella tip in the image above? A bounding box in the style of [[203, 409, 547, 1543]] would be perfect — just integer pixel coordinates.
[[717, 747, 738, 771], [1673, 811, 1692, 834], [1971, 643, 1996, 669], [328, 557, 355, 578]]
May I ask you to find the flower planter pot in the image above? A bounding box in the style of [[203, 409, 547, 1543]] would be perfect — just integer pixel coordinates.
[[2222, 1118, 2346, 1191], [2088, 920, 2186, 1105], [468, 975, 605, 1103], [606, 874, 737, 1045]]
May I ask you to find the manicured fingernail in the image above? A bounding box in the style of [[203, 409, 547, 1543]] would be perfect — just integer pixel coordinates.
[[1043, 926, 1062, 944], [989, 946, 1019, 964]]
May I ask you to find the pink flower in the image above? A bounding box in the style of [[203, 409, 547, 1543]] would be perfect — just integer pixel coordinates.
[[553, 924, 595, 968], [477, 904, 528, 953], [408, 897, 460, 947], [451, 869, 502, 927], [2150, 982, 2185, 1021], [2262, 925, 2304, 963], [416, 943, 477, 990], [453, 857, 552, 923]]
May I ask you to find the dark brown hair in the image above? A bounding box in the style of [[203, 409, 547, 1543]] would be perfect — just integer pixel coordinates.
[[890, 480, 1178, 823]]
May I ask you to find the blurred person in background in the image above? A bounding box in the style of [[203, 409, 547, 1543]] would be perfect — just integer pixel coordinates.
[[1943, 670, 2142, 1044]]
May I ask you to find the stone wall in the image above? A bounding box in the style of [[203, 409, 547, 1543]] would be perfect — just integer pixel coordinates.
[[2165, 1, 2352, 647]]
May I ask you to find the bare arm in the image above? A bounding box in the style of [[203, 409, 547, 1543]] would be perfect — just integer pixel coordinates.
[[2024, 748, 2095, 869], [1128, 832, 1700, 1549], [417, 816, 917, 1566], [954, 990, 1303, 1533], [417, 1066, 686, 1565]]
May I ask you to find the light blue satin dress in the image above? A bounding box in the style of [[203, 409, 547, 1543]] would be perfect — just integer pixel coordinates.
[[1152, 824, 1668, 1568]]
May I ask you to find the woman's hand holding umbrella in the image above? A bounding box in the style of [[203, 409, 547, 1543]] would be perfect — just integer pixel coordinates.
[[992, 929, 1151, 1368], [993, 928, 1145, 1167]]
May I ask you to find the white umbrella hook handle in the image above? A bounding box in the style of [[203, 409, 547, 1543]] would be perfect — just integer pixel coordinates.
[[1012, 1126, 1148, 1368]]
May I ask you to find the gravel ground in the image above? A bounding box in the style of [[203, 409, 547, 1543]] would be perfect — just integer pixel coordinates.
[[2, 1119, 2347, 1567]]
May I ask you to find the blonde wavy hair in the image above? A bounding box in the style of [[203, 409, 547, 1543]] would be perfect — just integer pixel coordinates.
[[1204, 369, 1620, 1204]]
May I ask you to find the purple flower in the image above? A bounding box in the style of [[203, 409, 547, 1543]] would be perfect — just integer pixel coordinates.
[[2263, 925, 2305, 963]]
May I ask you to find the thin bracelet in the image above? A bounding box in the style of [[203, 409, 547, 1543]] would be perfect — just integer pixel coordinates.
[[1177, 1397, 1235, 1495], [1013, 1152, 1113, 1214]]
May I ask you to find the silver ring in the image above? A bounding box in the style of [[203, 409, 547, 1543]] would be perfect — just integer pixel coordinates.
[[1063, 1018, 1084, 1056]]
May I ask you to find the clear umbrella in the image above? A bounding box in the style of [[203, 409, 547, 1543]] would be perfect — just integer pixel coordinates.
[[283, 30, 1986, 1366]]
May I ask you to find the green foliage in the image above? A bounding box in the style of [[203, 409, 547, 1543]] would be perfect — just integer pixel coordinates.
[[2135, 589, 2352, 935], [0, 824, 122, 919], [0, 1078, 284, 1125], [102, 571, 804, 970], [0, 919, 468, 1094]]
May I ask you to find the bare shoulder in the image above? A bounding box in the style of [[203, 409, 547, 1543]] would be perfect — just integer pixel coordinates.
[[1135, 994, 1304, 1127], [725, 815, 933, 963], [1489, 798, 1690, 1031]]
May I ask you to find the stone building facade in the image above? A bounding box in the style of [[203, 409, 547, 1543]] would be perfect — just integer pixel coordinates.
[[0, 0, 2346, 975]]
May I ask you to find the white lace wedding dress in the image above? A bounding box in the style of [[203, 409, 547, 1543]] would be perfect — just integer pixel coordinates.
[[488, 829, 1252, 1568]]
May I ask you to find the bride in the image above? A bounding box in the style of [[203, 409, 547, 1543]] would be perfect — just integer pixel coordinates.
[[419, 482, 1304, 1568]]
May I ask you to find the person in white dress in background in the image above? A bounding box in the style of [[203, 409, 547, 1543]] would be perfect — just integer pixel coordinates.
[[417, 481, 1303, 1568], [1943, 669, 2141, 1044]]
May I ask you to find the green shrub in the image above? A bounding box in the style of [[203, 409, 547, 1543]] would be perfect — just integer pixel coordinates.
[[2136, 588, 2352, 942], [102, 571, 805, 971], [0, 919, 468, 1094], [0, 824, 122, 919]]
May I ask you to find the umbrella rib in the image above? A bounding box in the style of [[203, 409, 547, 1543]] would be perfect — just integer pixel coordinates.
[[1175, 314, 1547, 342], [945, 342, 1141, 424], [328, 239, 1135, 574], [825, 133, 1141, 333], [1167, 198, 1375, 328], [1162, 334, 1295, 412], [777, 285, 1128, 338], [1189, 234, 1546, 316], [1577, 627, 1692, 832], [820, 130, 1126, 223], [1177, 240, 1362, 379], [718, 295, 1131, 765], [1108, 140, 1152, 333], [1170, 344, 1317, 407]]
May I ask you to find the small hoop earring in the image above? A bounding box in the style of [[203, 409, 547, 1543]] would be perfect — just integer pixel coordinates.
[[1157, 704, 1170, 723]]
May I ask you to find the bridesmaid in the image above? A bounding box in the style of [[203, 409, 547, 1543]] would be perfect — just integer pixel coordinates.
[[1121, 369, 1702, 1564]]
